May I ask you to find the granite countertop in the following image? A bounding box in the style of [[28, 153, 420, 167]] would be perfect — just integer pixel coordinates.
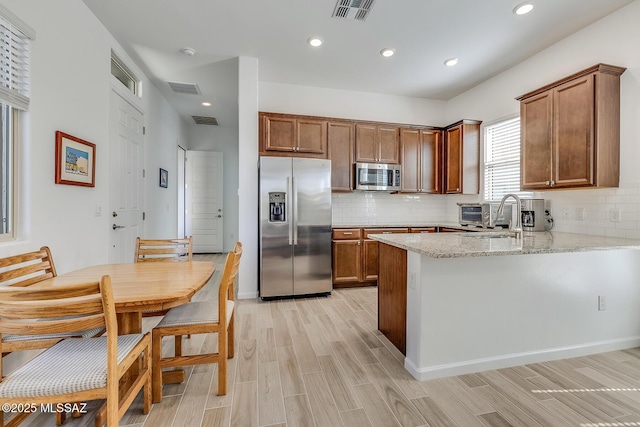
[[332, 222, 499, 231], [368, 231, 640, 258]]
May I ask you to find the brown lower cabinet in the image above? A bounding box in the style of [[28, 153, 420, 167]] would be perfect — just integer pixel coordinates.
[[332, 227, 408, 287]]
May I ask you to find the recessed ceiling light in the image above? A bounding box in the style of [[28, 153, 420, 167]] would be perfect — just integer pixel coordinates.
[[444, 57, 459, 67], [380, 48, 395, 58], [202, 102, 211, 107], [307, 37, 323, 47], [181, 47, 196, 56], [513, 2, 534, 15]]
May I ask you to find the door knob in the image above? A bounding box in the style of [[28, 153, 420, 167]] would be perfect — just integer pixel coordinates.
[[112, 224, 125, 230], [112, 211, 118, 217]]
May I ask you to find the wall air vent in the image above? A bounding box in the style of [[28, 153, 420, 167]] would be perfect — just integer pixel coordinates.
[[167, 81, 201, 95], [192, 116, 219, 126], [332, 0, 376, 21]]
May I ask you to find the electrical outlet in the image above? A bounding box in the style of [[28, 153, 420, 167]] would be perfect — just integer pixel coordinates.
[[576, 207, 585, 221], [610, 208, 622, 222], [94, 205, 102, 217], [598, 295, 606, 311]]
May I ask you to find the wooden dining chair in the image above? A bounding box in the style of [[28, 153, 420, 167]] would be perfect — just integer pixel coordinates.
[[0, 276, 152, 427], [134, 236, 193, 263], [0, 247, 105, 354], [0, 247, 107, 426], [135, 236, 194, 320], [151, 242, 242, 402]]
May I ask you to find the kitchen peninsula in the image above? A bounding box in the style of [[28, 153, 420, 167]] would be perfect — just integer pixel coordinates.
[[370, 231, 640, 381]]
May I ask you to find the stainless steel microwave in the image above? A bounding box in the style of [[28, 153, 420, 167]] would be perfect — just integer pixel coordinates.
[[354, 163, 401, 191], [457, 203, 512, 228]]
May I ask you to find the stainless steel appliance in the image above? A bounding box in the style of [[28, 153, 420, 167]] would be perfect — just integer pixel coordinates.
[[520, 198, 546, 231], [458, 202, 513, 228], [259, 157, 332, 298], [354, 162, 401, 191]]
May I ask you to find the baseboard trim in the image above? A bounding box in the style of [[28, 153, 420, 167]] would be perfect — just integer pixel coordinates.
[[404, 336, 640, 381], [237, 291, 259, 299]]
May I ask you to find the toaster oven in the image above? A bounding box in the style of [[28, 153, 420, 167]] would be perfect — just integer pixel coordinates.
[[457, 203, 513, 228]]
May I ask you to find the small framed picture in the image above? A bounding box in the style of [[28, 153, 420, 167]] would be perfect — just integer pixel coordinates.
[[159, 168, 168, 188], [55, 131, 96, 187]]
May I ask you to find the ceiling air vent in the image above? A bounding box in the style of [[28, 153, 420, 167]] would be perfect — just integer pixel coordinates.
[[167, 81, 201, 95], [332, 0, 376, 21], [192, 116, 219, 126]]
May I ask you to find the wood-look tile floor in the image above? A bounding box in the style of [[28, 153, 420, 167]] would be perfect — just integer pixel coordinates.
[[20, 254, 640, 427]]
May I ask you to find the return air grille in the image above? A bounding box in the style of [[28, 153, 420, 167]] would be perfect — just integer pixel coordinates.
[[167, 81, 201, 95], [332, 0, 376, 21], [192, 116, 219, 126]]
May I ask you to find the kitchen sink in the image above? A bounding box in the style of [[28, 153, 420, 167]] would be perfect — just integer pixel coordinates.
[[465, 233, 513, 239]]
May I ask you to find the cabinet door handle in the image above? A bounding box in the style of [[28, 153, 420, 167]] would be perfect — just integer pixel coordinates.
[[357, 241, 361, 245], [545, 180, 550, 186], [343, 232, 353, 235], [550, 180, 556, 186]]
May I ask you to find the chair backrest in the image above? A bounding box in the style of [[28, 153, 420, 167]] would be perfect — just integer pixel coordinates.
[[0, 246, 57, 287], [218, 242, 242, 318], [135, 237, 193, 262], [0, 275, 117, 375]]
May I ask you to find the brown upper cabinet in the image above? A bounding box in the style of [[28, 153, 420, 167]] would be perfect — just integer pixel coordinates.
[[355, 124, 400, 164], [517, 64, 626, 190], [400, 128, 442, 193], [260, 112, 327, 158], [443, 120, 481, 194], [328, 121, 354, 192]]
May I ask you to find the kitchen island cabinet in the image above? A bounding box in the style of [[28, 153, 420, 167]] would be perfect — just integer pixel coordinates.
[[371, 231, 640, 381]]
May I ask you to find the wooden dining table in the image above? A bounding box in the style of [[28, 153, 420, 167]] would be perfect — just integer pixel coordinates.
[[37, 261, 216, 335], [33, 261, 215, 423]]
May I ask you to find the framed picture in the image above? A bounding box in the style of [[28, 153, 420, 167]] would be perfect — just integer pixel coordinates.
[[159, 168, 168, 188], [55, 131, 96, 187]]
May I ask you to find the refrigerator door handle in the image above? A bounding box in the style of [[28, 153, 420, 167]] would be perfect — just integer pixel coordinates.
[[287, 176, 293, 246], [292, 176, 298, 245]]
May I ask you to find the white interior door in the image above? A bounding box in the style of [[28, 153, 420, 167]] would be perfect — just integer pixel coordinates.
[[185, 151, 223, 253], [108, 89, 144, 263]]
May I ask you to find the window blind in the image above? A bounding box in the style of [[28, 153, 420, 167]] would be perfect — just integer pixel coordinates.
[[483, 117, 533, 201], [0, 9, 31, 111]]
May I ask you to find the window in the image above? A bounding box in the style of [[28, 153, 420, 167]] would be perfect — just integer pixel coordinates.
[[111, 52, 139, 96], [0, 6, 33, 240], [483, 116, 533, 201]]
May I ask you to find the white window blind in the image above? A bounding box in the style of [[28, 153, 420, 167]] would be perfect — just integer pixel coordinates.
[[0, 9, 31, 111], [483, 117, 533, 201]]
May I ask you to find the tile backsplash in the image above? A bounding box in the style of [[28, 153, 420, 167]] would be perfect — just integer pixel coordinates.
[[333, 183, 640, 240], [332, 191, 449, 226], [540, 182, 640, 239]]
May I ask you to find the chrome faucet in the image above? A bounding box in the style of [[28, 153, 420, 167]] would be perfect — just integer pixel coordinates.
[[496, 194, 522, 239]]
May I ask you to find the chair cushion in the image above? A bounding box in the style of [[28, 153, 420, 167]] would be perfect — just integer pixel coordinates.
[[2, 326, 105, 343], [0, 334, 144, 398], [155, 301, 234, 328]]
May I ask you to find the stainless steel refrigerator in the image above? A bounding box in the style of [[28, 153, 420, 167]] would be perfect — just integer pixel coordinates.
[[259, 157, 332, 298]]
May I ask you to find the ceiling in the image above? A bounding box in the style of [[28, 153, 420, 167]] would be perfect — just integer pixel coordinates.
[[83, 0, 634, 128]]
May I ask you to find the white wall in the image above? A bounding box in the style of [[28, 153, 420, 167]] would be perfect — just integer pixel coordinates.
[[260, 82, 448, 126], [445, 0, 640, 238], [237, 57, 259, 299], [144, 90, 190, 239], [0, 0, 186, 274]]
